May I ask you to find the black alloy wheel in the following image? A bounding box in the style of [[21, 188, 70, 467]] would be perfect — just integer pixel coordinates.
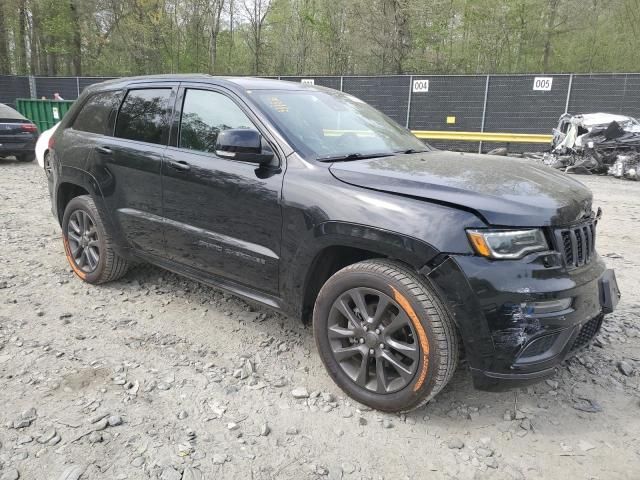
[[313, 259, 459, 412], [327, 287, 419, 393], [66, 209, 100, 273], [61, 195, 130, 284]]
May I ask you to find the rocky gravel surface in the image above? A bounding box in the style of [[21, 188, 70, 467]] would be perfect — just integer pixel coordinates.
[[0, 161, 639, 479]]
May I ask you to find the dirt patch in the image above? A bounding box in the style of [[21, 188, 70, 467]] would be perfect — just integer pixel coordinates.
[[60, 368, 111, 393]]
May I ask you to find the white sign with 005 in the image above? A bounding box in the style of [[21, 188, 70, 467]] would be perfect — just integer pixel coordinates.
[[533, 77, 553, 91]]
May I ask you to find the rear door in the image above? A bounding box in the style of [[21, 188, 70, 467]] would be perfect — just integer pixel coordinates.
[[59, 89, 124, 171], [161, 85, 283, 296], [94, 84, 177, 257]]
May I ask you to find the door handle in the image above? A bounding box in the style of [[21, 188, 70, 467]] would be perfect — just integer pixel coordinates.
[[168, 160, 191, 172], [96, 146, 112, 155]]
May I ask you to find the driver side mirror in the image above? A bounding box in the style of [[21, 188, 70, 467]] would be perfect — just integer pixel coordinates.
[[215, 129, 274, 165]]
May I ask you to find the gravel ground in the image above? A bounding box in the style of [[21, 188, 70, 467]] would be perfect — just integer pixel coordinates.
[[0, 160, 639, 480]]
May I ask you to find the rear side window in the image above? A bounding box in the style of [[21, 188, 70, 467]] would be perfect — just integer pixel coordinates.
[[115, 89, 172, 145], [179, 89, 255, 154], [72, 91, 123, 135]]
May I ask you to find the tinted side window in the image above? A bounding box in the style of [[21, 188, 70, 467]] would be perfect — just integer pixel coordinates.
[[72, 91, 123, 135], [115, 89, 172, 145], [179, 89, 255, 154]]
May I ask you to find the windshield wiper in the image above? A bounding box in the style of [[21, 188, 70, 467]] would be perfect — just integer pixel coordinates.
[[317, 152, 392, 163], [395, 148, 429, 154]]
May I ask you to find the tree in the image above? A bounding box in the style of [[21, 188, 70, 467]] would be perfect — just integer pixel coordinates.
[[0, 0, 638, 77], [0, 1, 10, 74], [242, 0, 272, 74], [209, 0, 226, 73], [70, 0, 82, 75]]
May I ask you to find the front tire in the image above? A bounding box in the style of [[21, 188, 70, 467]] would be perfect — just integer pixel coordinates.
[[62, 195, 129, 284], [313, 259, 458, 412]]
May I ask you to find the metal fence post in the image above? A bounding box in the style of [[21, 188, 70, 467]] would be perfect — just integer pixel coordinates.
[[28, 75, 36, 99], [405, 75, 413, 128], [340, 76, 344, 92], [564, 74, 573, 114], [621, 73, 628, 114], [76, 76, 81, 98], [478, 75, 490, 153]]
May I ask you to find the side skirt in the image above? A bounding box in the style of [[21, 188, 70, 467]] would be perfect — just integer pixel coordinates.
[[132, 249, 285, 313]]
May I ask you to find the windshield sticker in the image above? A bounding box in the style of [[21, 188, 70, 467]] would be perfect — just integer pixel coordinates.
[[269, 97, 289, 112]]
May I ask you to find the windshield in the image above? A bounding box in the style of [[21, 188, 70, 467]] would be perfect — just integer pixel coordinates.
[[248, 89, 429, 161]]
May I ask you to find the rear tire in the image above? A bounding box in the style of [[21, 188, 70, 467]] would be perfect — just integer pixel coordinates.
[[313, 259, 458, 412], [62, 195, 129, 284], [17, 153, 35, 162]]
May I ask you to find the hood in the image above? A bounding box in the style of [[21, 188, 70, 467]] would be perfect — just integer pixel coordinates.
[[329, 151, 593, 227]]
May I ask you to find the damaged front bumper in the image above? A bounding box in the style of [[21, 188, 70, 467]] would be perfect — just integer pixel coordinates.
[[426, 251, 619, 391]]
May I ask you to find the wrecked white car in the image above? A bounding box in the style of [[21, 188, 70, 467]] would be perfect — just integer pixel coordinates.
[[545, 112, 640, 179], [552, 113, 640, 150]]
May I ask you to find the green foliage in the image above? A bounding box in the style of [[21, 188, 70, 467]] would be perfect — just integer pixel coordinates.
[[1, 0, 639, 76]]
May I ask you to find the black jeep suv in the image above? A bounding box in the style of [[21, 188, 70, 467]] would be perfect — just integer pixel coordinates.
[[47, 75, 619, 412]]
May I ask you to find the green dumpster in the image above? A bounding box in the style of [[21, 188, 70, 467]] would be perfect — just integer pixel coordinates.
[[15, 98, 74, 133]]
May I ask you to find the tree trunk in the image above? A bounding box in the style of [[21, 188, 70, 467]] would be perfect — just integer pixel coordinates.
[[391, 0, 409, 74], [70, 0, 82, 75], [587, 0, 600, 72], [47, 53, 58, 76], [17, 0, 28, 74], [0, 1, 10, 74], [210, 0, 225, 74], [210, 31, 218, 74], [254, 28, 260, 74], [29, 10, 39, 75], [228, 0, 234, 68], [254, 0, 260, 74], [31, 6, 53, 75], [542, 0, 559, 73]]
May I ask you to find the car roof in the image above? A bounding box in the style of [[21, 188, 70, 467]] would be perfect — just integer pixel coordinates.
[[0, 103, 27, 120], [90, 74, 316, 94], [561, 112, 638, 127]]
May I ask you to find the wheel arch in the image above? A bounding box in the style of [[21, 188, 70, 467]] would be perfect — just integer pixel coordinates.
[[282, 221, 441, 323], [54, 166, 106, 224], [56, 182, 91, 224]]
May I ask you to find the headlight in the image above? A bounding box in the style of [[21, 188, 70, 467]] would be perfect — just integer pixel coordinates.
[[466, 229, 548, 259]]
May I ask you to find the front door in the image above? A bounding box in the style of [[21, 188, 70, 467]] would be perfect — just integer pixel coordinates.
[[162, 86, 283, 296]]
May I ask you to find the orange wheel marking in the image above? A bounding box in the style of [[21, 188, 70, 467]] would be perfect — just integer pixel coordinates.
[[390, 286, 430, 392], [63, 235, 87, 280]]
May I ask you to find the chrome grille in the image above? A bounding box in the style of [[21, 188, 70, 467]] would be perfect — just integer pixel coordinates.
[[555, 220, 596, 268]]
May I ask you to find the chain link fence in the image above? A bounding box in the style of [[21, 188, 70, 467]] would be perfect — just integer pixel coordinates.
[[2, 73, 640, 152]]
